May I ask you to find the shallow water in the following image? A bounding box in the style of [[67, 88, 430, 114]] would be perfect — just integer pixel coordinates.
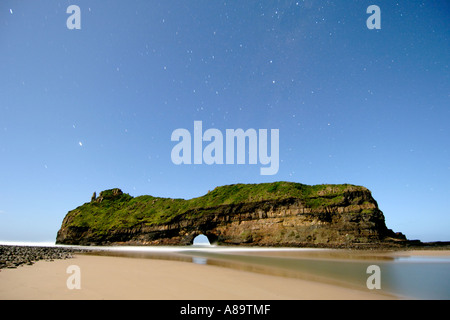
[[186, 249, 450, 300], [378, 257, 450, 299]]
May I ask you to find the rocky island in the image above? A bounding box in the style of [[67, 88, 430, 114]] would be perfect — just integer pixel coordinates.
[[56, 182, 409, 248]]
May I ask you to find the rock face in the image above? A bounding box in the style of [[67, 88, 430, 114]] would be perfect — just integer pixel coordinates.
[[56, 182, 407, 247]]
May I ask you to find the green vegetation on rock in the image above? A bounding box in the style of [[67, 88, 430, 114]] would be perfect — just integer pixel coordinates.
[[64, 182, 371, 238]]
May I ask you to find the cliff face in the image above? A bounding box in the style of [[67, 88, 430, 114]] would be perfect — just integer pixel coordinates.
[[56, 183, 406, 247]]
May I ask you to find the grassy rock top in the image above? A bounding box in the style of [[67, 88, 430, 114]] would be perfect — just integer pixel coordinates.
[[60, 182, 374, 237]]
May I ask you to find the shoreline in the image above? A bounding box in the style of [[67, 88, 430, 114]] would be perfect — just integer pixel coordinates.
[[1, 244, 449, 300], [0, 253, 397, 300], [2, 243, 449, 270]]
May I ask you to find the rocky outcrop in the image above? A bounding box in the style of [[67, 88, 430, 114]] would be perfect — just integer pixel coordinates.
[[0, 245, 88, 269], [93, 188, 123, 204], [56, 182, 407, 247]]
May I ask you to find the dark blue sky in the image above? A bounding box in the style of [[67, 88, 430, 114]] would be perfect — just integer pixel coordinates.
[[0, 0, 449, 242]]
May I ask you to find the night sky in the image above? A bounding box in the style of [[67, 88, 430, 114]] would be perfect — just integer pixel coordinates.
[[1, 0, 449, 242]]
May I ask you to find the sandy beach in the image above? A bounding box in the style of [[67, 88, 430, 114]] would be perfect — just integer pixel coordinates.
[[0, 253, 396, 300]]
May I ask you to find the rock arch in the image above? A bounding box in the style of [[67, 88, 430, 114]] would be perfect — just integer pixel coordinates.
[[182, 230, 219, 245]]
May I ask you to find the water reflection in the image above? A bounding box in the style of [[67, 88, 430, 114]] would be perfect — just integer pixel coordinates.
[[191, 256, 208, 265]]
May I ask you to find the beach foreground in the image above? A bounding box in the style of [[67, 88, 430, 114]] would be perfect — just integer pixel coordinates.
[[0, 254, 395, 300]]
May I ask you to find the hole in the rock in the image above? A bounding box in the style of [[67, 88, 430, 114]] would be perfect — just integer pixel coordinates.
[[193, 234, 211, 246]]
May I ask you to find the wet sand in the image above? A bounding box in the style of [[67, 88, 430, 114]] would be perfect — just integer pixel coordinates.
[[0, 253, 396, 300]]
